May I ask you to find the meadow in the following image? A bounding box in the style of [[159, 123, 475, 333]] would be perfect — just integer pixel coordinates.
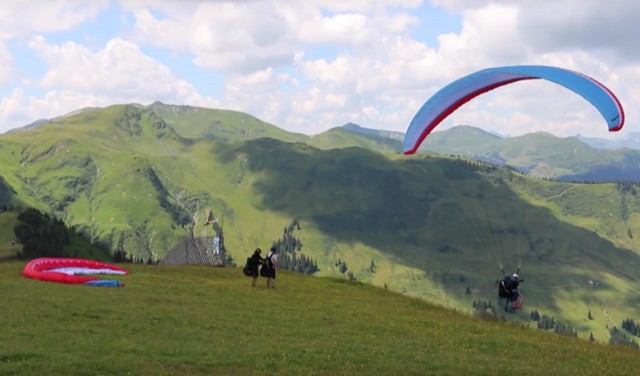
[[2, 261, 640, 376]]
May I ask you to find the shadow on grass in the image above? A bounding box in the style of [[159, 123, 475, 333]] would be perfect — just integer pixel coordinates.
[[215, 138, 640, 314]]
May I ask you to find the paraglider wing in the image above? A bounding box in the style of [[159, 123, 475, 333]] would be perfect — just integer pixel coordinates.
[[403, 65, 625, 155], [23, 258, 128, 287]]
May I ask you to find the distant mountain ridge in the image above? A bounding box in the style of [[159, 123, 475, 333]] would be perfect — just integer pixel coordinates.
[[576, 132, 640, 150], [13, 106, 640, 182], [341, 122, 404, 141], [343, 123, 640, 182]]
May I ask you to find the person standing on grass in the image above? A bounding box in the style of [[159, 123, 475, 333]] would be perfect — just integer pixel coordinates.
[[266, 246, 278, 289], [249, 248, 264, 287]]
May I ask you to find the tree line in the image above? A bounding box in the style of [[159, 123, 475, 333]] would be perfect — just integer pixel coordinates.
[[14, 208, 72, 259], [270, 219, 319, 275]]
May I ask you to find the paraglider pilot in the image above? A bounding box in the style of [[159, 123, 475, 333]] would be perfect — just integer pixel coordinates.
[[499, 273, 523, 310]]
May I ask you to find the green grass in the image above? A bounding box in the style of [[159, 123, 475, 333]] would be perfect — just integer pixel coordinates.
[[2, 261, 640, 376], [0, 212, 19, 259]]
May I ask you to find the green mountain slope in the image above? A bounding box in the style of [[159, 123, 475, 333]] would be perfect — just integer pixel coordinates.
[[342, 122, 405, 141], [417, 126, 640, 181], [344, 124, 640, 181], [3, 262, 640, 376], [147, 101, 310, 144], [308, 127, 402, 152], [417, 124, 502, 155], [2, 103, 640, 339]]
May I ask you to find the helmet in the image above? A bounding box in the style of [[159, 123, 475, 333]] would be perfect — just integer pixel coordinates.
[[512, 273, 519, 279]]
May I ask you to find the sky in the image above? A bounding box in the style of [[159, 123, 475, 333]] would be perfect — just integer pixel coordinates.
[[0, 0, 638, 139]]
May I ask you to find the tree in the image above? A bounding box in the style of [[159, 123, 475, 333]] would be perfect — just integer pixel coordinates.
[[269, 219, 318, 275], [530, 310, 540, 321], [609, 326, 640, 349], [14, 208, 72, 259]]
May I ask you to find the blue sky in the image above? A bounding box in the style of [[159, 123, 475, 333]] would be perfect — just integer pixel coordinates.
[[0, 0, 638, 139]]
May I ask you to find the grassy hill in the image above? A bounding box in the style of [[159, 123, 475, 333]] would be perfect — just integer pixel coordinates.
[[147, 101, 310, 144], [3, 261, 640, 376], [343, 124, 640, 182], [412, 126, 640, 181], [342, 122, 405, 141], [308, 127, 402, 152], [3, 103, 640, 340]]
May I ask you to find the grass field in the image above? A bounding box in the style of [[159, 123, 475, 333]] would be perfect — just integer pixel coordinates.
[[2, 261, 640, 376], [0, 212, 19, 260]]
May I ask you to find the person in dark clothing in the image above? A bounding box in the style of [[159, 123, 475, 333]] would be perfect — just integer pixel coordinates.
[[249, 248, 264, 287], [265, 246, 278, 289], [500, 273, 523, 309]]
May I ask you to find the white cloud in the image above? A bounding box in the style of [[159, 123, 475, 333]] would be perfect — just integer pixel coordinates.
[[304, 0, 421, 11], [130, 2, 298, 73], [438, 4, 525, 68], [0, 0, 108, 40], [432, 0, 640, 62], [298, 13, 371, 45], [0, 35, 219, 132], [516, 1, 640, 61], [0, 88, 102, 132], [28, 36, 218, 105]]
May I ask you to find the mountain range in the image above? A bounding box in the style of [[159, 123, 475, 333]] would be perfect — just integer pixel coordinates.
[[343, 123, 640, 182], [2, 102, 640, 340]]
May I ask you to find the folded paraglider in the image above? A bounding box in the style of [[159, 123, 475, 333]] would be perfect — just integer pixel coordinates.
[[23, 257, 128, 287]]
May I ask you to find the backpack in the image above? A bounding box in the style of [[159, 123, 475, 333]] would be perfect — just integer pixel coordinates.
[[259, 254, 272, 277], [242, 257, 253, 277]]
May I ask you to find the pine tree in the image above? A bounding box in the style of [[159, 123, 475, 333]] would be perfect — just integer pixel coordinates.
[[529, 310, 540, 321]]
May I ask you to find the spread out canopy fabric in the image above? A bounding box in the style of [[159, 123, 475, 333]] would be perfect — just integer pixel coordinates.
[[403, 65, 625, 155], [23, 257, 128, 287]]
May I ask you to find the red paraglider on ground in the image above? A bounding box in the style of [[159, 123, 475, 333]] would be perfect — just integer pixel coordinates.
[[23, 257, 128, 287]]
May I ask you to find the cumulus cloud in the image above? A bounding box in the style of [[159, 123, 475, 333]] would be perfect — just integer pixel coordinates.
[[130, 2, 298, 73], [28, 36, 218, 105], [0, 35, 219, 132], [432, 0, 640, 61], [0, 0, 108, 40], [516, 1, 640, 61]]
